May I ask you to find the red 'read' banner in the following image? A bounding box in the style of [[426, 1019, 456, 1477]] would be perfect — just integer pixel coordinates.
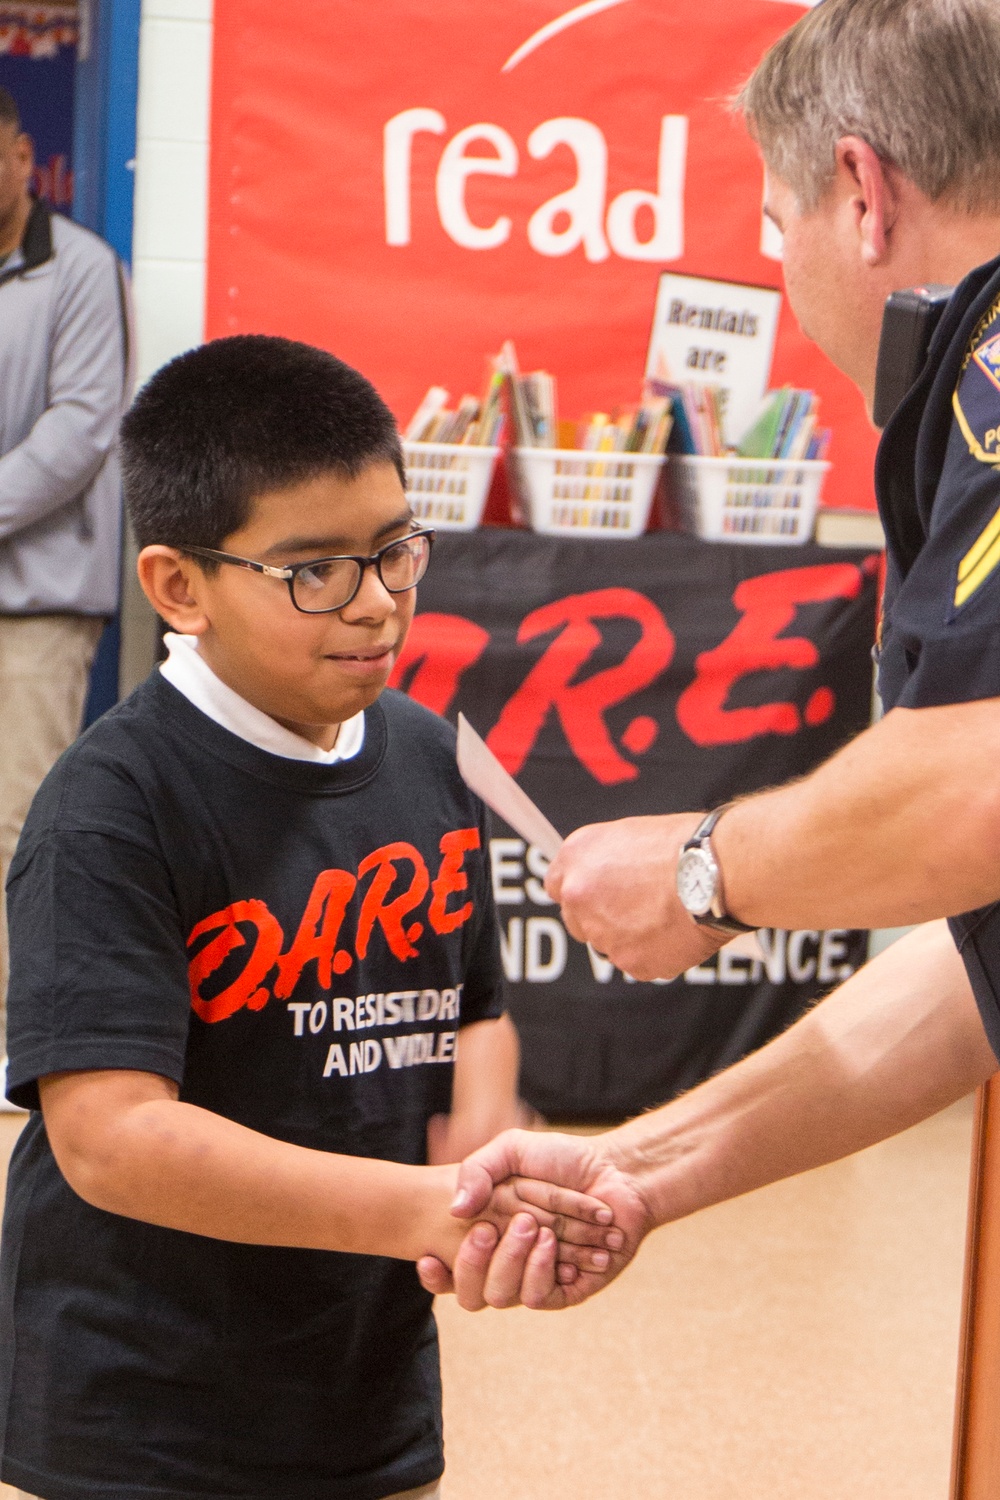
[[206, 0, 880, 512]]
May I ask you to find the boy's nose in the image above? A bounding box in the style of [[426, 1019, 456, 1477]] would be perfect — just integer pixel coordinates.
[[338, 562, 396, 623]]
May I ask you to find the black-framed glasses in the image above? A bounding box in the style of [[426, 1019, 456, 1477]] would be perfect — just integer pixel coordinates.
[[182, 529, 435, 615]]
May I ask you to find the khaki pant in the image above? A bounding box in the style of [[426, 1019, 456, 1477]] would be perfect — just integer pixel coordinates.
[[0, 614, 104, 1051], [17, 1487, 441, 1500]]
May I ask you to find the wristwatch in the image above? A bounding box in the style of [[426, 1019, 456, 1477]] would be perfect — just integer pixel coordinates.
[[675, 805, 756, 938]]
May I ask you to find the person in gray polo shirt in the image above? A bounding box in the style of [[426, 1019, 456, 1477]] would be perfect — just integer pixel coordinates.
[[0, 87, 131, 1083]]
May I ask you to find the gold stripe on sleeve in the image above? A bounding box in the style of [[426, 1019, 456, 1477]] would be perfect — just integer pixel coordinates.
[[956, 528, 1000, 608], [957, 504, 1000, 586]]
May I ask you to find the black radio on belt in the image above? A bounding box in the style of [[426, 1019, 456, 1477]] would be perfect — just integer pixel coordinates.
[[872, 284, 954, 429]]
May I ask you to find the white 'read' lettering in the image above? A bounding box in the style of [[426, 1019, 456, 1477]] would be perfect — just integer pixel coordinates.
[[333, 997, 354, 1032], [383, 1032, 457, 1070], [527, 118, 609, 263], [500, 916, 523, 982], [417, 988, 440, 1021], [525, 844, 555, 906], [435, 124, 518, 250], [605, 115, 687, 261], [525, 917, 568, 981], [384, 108, 446, 246], [383, 110, 688, 263], [491, 839, 525, 905]]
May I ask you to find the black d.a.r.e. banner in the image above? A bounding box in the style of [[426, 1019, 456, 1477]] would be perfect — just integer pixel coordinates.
[[393, 526, 880, 1119]]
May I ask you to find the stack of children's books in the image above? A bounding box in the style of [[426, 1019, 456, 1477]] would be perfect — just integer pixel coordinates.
[[403, 373, 505, 446], [814, 506, 884, 547], [490, 339, 557, 447], [406, 343, 675, 460], [650, 380, 728, 456], [567, 403, 673, 454], [735, 386, 831, 461], [644, 377, 830, 461], [497, 341, 672, 455]]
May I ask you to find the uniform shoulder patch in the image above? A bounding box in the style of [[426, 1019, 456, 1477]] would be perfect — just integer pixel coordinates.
[[974, 332, 1000, 393], [954, 296, 1000, 467]]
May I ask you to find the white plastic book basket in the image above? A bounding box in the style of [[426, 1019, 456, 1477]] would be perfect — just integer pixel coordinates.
[[402, 442, 500, 531], [511, 447, 666, 538], [665, 455, 830, 544]]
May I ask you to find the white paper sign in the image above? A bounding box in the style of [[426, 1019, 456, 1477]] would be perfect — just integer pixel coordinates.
[[645, 273, 781, 446]]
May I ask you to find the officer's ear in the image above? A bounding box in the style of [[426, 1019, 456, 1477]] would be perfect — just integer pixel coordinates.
[[833, 135, 898, 267]]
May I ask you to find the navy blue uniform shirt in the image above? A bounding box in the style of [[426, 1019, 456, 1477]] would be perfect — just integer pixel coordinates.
[[875, 252, 1000, 1059]]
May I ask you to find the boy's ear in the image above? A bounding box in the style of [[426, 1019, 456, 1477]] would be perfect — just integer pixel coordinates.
[[136, 546, 211, 635]]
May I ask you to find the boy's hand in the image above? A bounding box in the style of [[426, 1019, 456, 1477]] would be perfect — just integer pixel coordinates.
[[417, 1131, 652, 1310], [418, 1164, 623, 1282]]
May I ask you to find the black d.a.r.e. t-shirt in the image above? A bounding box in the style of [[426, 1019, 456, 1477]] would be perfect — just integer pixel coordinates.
[[0, 675, 503, 1500]]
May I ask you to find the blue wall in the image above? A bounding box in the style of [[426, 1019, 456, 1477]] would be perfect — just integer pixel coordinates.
[[73, 0, 141, 264], [73, 0, 141, 722]]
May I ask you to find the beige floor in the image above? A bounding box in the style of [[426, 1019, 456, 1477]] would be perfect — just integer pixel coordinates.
[[0, 1100, 976, 1500], [438, 1100, 975, 1500]]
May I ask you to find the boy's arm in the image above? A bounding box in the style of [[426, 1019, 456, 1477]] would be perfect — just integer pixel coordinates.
[[426, 1014, 540, 1165], [39, 1069, 615, 1267]]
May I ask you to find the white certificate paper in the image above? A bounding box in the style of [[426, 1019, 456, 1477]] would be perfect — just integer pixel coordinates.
[[456, 714, 563, 860]]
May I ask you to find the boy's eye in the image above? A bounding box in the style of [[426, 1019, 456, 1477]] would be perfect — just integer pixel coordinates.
[[297, 559, 349, 591]]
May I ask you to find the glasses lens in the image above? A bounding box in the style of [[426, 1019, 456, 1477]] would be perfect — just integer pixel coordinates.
[[291, 558, 362, 613], [378, 534, 430, 593]]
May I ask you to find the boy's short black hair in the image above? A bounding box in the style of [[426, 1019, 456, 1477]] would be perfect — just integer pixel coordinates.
[[0, 88, 21, 132], [122, 335, 406, 553]]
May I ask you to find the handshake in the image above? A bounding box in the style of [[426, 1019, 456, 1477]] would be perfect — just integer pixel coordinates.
[[417, 1128, 657, 1312]]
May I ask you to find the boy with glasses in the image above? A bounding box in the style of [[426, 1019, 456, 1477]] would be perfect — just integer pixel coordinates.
[[0, 336, 619, 1500]]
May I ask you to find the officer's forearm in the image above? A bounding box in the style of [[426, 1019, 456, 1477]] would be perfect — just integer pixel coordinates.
[[607, 921, 996, 1227], [716, 700, 1000, 929]]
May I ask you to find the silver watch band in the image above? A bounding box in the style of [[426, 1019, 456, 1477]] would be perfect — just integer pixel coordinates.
[[683, 805, 756, 935]]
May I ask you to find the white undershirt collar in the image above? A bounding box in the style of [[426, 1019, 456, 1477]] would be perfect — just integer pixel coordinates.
[[159, 633, 365, 765]]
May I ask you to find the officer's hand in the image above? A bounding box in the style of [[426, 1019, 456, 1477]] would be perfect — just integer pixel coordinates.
[[546, 814, 728, 980]]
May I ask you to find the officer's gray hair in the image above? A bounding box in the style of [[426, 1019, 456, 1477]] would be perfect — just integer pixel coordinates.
[[737, 0, 1000, 214]]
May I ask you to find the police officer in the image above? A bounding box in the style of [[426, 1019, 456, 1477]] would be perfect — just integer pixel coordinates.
[[415, 0, 1000, 1312]]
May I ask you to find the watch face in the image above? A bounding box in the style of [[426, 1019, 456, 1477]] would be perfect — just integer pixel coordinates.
[[676, 846, 718, 917]]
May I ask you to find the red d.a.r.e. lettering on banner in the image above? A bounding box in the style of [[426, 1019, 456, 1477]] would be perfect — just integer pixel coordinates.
[[676, 561, 867, 746]]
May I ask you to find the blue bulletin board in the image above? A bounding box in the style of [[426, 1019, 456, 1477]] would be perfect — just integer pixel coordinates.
[[0, 5, 77, 209]]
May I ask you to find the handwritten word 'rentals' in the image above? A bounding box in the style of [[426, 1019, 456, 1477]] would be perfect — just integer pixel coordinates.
[[667, 300, 760, 338], [186, 830, 481, 1024]]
